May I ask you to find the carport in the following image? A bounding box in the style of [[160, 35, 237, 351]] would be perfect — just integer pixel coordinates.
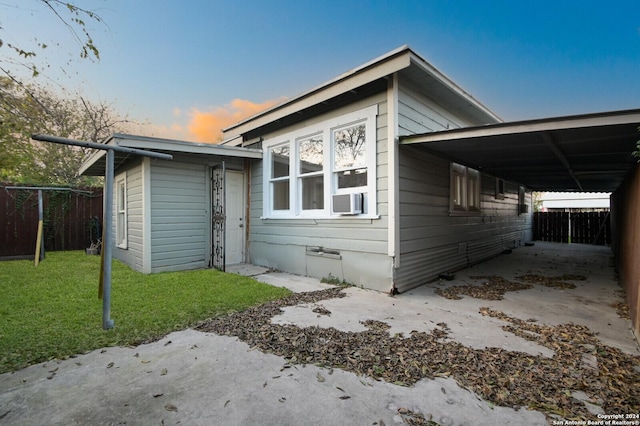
[[400, 107, 640, 341]]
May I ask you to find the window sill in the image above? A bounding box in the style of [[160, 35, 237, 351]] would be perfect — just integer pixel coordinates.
[[448, 210, 482, 217], [260, 214, 380, 221]]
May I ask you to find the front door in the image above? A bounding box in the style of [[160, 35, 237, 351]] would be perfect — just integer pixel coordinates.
[[225, 171, 245, 265]]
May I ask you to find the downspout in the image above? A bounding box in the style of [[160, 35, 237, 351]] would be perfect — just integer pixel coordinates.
[[387, 73, 400, 293]]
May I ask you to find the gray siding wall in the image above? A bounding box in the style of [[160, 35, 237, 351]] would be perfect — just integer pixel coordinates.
[[248, 94, 393, 291], [150, 160, 208, 272], [395, 145, 533, 292], [398, 82, 473, 136], [113, 162, 144, 271]]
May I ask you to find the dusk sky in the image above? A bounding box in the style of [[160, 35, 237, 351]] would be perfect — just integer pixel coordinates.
[[3, 0, 640, 142]]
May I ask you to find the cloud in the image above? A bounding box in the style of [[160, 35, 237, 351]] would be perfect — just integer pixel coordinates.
[[186, 97, 285, 143]]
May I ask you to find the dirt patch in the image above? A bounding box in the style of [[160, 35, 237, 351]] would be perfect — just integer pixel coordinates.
[[197, 288, 640, 421]]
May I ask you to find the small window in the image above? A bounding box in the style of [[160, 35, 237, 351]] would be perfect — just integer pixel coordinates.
[[270, 144, 290, 212], [450, 163, 481, 214], [116, 176, 127, 248]]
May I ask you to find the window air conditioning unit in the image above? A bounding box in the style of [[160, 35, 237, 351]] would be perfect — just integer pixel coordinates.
[[332, 193, 363, 215]]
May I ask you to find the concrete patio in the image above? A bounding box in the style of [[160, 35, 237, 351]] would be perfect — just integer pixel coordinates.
[[0, 242, 637, 425]]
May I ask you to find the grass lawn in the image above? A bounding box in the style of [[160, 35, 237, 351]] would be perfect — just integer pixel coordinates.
[[0, 251, 291, 374]]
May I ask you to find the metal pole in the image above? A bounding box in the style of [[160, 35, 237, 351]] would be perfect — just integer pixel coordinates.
[[102, 150, 115, 330]]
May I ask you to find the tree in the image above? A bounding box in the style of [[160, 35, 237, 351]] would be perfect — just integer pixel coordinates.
[[0, 77, 132, 185], [0, 0, 102, 81]]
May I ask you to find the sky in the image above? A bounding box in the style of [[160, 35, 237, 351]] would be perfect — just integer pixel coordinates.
[[2, 0, 640, 142]]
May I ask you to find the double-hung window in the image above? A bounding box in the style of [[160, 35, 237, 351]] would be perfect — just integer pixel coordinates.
[[269, 144, 291, 212], [263, 105, 377, 218], [450, 162, 481, 214]]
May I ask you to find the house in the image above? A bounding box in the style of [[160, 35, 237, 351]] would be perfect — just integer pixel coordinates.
[[539, 192, 611, 212], [80, 45, 640, 298]]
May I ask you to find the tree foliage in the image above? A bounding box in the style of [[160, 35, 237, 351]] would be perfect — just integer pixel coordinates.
[[0, 77, 131, 185], [0, 0, 103, 80]]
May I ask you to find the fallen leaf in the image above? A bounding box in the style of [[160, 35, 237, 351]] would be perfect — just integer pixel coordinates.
[[316, 373, 325, 382], [224, 400, 230, 408], [339, 395, 351, 400], [160, 368, 168, 376], [153, 393, 164, 398], [106, 362, 114, 369], [164, 403, 178, 412], [164, 341, 171, 346]]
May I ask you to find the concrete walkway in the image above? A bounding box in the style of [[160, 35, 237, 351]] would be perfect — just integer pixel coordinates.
[[1, 242, 637, 425]]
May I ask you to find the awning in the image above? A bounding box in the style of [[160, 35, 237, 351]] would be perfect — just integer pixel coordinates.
[[400, 109, 640, 192]]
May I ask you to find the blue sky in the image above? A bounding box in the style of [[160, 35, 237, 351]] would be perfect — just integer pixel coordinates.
[[3, 0, 640, 141]]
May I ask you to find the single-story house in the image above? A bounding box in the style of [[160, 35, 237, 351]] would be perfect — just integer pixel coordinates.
[[80, 45, 640, 300]]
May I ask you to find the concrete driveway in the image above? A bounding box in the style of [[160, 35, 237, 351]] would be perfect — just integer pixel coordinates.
[[1, 242, 638, 425]]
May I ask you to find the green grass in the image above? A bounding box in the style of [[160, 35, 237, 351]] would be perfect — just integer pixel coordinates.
[[0, 251, 291, 374]]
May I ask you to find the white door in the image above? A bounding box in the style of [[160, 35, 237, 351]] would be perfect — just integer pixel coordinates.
[[225, 171, 245, 265]]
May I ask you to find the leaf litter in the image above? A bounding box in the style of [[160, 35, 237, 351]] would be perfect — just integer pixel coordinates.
[[196, 286, 640, 421]]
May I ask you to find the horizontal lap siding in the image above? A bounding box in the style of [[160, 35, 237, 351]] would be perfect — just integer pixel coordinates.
[[248, 96, 392, 290], [396, 146, 532, 292], [150, 161, 207, 272], [398, 83, 471, 136]]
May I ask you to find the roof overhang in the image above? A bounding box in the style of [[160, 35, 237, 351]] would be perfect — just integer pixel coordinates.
[[222, 45, 500, 144], [80, 133, 262, 176], [401, 109, 640, 192]]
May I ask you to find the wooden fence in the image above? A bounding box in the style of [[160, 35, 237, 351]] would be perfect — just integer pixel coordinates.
[[0, 185, 103, 258], [533, 211, 611, 245]]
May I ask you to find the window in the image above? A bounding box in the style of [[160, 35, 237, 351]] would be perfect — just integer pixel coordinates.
[[333, 124, 367, 190], [116, 176, 127, 248], [263, 105, 377, 218], [450, 163, 481, 214], [269, 144, 290, 211], [495, 178, 505, 200], [298, 134, 324, 211]]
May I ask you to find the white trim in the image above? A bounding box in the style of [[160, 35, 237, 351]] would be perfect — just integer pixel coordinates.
[[449, 163, 481, 216], [262, 105, 378, 219], [115, 172, 128, 249], [142, 158, 151, 273], [387, 74, 400, 265]]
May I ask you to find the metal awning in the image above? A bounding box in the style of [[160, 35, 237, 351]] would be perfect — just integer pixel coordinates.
[[401, 109, 640, 192]]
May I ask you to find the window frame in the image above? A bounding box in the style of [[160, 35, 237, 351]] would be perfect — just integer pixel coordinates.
[[115, 174, 128, 249], [449, 162, 481, 215], [262, 105, 378, 219]]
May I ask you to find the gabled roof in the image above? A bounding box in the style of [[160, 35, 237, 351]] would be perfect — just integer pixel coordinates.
[[221, 45, 501, 144], [80, 133, 262, 176], [401, 108, 640, 192]]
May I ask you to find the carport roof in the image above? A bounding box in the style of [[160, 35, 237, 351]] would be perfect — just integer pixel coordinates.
[[400, 108, 640, 192]]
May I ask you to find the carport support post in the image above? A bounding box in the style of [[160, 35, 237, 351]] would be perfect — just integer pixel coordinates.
[[102, 149, 115, 329]]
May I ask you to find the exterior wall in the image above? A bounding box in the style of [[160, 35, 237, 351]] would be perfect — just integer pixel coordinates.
[[398, 81, 475, 136], [113, 162, 144, 271], [247, 94, 393, 291], [149, 159, 209, 272], [611, 165, 640, 341], [395, 145, 533, 292]]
